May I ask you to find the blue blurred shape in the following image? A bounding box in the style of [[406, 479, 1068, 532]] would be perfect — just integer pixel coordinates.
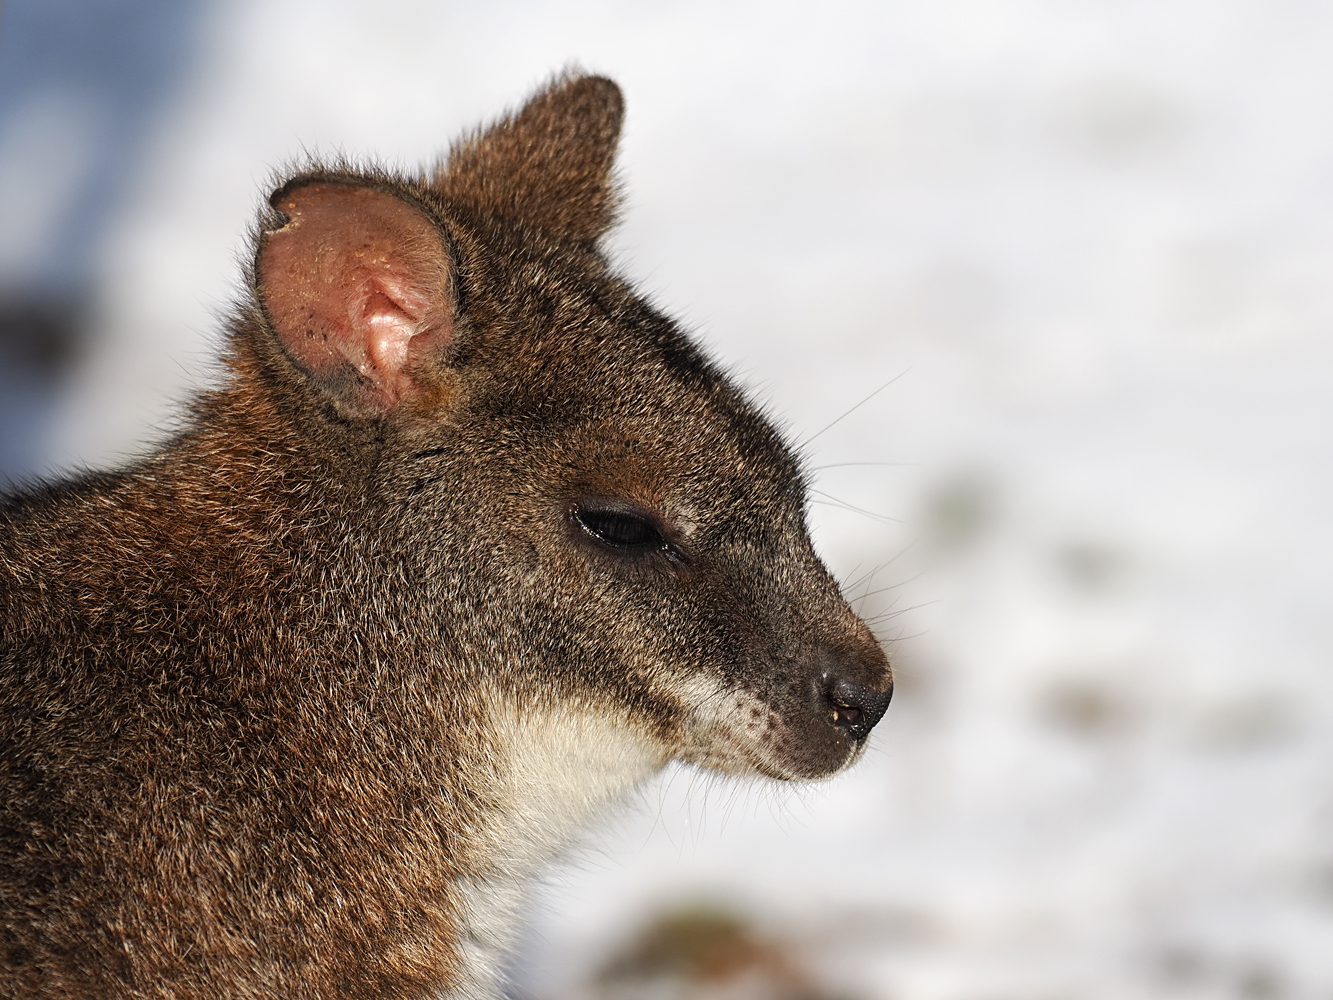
[[0, 0, 212, 482]]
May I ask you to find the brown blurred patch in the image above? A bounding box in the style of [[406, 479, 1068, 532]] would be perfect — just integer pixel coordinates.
[[1039, 678, 1135, 739], [594, 906, 854, 1000]]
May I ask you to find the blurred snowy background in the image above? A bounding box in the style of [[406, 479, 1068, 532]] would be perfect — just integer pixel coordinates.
[[2, 1, 1331, 998]]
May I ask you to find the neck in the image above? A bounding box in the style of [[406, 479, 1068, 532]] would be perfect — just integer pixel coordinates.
[[447, 697, 665, 998]]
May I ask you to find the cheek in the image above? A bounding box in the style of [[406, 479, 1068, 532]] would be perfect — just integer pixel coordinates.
[[505, 538, 540, 585]]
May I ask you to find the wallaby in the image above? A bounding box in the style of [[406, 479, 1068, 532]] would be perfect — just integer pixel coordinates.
[[0, 74, 893, 1000]]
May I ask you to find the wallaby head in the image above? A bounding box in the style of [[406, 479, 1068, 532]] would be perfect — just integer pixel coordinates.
[[1, 73, 891, 998]]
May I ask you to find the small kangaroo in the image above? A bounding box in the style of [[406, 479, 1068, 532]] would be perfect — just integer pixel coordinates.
[[0, 74, 893, 999]]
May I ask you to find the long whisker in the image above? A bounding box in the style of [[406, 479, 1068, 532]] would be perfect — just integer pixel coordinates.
[[856, 574, 926, 602], [813, 461, 916, 471], [864, 599, 940, 624], [810, 490, 902, 524], [810, 500, 901, 528], [855, 565, 880, 615], [799, 369, 910, 447], [841, 561, 869, 594]]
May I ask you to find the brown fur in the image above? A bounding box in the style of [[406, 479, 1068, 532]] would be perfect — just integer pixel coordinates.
[[0, 73, 892, 999]]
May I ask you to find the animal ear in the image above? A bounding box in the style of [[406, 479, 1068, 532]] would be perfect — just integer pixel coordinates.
[[437, 73, 623, 244], [256, 181, 454, 419]]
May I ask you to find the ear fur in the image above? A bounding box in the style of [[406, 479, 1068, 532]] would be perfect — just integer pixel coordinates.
[[256, 181, 455, 419], [437, 72, 624, 244]]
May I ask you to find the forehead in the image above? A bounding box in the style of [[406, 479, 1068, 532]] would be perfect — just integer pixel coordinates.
[[478, 347, 807, 529], [457, 237, 808, 512]]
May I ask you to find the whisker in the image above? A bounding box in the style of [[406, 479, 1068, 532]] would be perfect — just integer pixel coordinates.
[[842, 544, 922, 603], [799, 369, 910, 447], [856, 579, 920, 602], [856, 565, 880, 615], [810, 490, 902, 525], [864, 599, 940, 625], [812, 461, 916, 471], [841, 561, 870, 595], [865, 571, 928, 602], [810, 499, 900, 528], [889, 628, 932, 642]]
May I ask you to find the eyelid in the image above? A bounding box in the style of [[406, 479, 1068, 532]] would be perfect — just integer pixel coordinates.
[[574, 505, 660, 543], [568, 499, 689, 564]]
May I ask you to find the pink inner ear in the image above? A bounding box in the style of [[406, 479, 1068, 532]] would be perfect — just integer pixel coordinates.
[[258, 183, 453, 412]]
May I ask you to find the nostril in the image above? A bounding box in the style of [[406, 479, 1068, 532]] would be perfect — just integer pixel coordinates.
[[832, 703, 862, 727], [824, 676, 892, 741]]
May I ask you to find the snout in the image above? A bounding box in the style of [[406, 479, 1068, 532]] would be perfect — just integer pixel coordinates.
[[762, 643, 893, 779], [676, 629, 894, 782]]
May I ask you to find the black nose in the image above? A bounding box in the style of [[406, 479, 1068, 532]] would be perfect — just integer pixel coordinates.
[[824, 676, 893, 741]]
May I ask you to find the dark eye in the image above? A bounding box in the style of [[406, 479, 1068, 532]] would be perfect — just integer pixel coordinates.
[[573, 505, 666, 553]]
